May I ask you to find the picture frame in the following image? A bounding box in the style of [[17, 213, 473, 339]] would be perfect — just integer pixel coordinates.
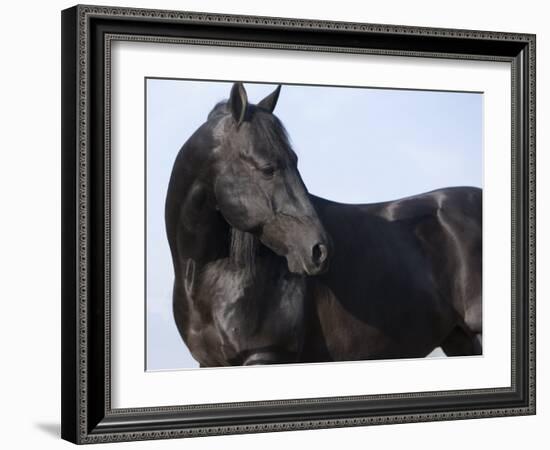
[[61, 4, 536, 444]]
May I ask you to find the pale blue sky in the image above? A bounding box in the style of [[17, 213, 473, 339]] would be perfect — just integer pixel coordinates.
[[146, 79, 482, 370]]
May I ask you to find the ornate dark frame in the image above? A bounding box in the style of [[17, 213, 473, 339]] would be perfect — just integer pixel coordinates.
[[61, 4, 536, 444]]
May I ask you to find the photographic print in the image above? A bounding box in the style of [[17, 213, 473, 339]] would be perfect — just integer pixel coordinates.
[[62, 6, 535, 442], [146, 79, 482, 370]]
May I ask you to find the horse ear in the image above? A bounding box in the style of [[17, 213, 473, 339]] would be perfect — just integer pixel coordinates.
[[257, 85, 281, 113], [229, 82, 248, 127]]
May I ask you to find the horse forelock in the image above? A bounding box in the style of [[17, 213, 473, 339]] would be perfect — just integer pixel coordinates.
[[250, 110, 294, 160], [207, 100, 294, 161]]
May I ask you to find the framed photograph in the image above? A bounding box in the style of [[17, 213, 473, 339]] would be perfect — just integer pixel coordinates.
[[61, 4, 536, 444]]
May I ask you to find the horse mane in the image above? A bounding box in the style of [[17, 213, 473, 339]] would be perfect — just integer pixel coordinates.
[[229, 227, 259, 273], [251, 109, 292, 157]]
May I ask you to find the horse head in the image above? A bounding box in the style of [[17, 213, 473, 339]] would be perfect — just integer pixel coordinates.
[[204, 82, 330, 275]]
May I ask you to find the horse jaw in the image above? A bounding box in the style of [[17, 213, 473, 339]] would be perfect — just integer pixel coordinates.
[[285, 250, 328, 276], [286, 253, 308, 275]]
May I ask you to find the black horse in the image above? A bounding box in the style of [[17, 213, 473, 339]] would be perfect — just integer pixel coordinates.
[[165, 83, 482, 367]]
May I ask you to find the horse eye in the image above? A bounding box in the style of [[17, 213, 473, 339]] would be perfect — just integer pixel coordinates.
[[260, 166, 276, 178]]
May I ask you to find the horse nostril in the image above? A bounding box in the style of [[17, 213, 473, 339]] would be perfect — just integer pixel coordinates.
[[312, 243, 328, 266]]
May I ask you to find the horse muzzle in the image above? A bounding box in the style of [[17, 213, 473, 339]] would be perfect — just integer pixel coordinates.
[[286, 241, 330, 276], [259, 214, 331, 276]]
